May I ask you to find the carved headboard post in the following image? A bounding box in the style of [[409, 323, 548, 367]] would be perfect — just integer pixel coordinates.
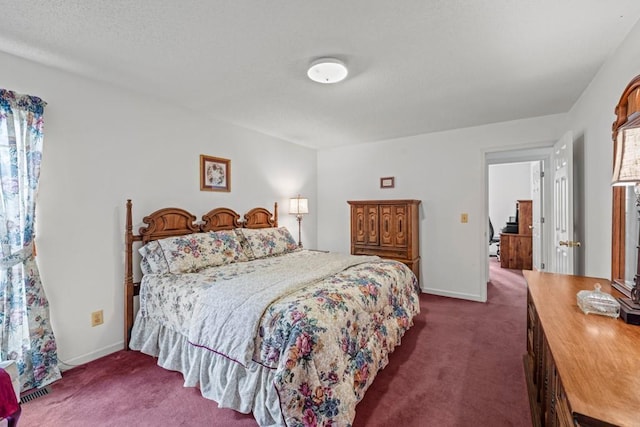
[[124, 199, 142, 350], [274, 202, 278, 227], [125, 199, 133, 290]]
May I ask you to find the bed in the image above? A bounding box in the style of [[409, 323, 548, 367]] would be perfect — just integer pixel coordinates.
[[124, 200, 420, 426]]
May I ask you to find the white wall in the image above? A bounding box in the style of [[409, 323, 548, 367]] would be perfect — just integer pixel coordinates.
[[2, 51, 318, 366], [488, 162, 533, 229], [317, 115, 566, 301], [566, 18, 640, 279]]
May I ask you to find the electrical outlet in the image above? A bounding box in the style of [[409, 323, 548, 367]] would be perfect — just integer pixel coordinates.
[[91, 310, 104, 327], [461, 213, 469, 223]]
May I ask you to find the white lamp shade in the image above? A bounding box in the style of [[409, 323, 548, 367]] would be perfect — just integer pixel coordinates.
[[289, 197, 309, 215], [612, 122, 640, 186]]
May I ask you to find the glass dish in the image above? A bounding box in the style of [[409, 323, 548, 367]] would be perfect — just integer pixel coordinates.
[[576, 283, 620, 318]]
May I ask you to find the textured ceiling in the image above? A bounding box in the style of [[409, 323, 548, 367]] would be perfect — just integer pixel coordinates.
[[1, 1, 640, 149]]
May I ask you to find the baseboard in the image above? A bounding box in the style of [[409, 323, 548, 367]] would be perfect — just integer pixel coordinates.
[[421, 287, 486, 303], [58, 341, 124, 371]]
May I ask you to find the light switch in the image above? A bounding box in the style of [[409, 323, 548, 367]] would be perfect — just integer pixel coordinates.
[[461, 213, 468, 223]]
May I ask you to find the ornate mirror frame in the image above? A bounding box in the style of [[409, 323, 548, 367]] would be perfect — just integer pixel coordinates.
[[612, 74, 640, 282]]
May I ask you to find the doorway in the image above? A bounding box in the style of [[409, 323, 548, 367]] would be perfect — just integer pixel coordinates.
[[489, 162, 539, 271], [484, 147, 553, 286]]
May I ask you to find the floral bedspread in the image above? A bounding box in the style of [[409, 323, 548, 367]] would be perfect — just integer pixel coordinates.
[[189, 252, 379, 367], [133, 250, 420, 426]]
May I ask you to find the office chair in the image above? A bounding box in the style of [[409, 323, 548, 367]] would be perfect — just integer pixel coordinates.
[[489, 218, 500, 259]]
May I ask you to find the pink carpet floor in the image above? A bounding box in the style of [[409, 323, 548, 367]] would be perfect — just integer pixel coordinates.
[[20, 259, 531, 426]]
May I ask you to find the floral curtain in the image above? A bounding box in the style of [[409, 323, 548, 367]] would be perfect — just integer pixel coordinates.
[[0, 89, 60, 390]]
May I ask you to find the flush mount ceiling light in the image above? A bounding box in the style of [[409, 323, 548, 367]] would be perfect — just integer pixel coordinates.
[[307, 58, 348, 84]]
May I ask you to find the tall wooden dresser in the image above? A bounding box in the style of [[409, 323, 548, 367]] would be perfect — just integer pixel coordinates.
[[500, 199, 533, 270], [347, 200, 420, 280], [523, 271, 640, 426]]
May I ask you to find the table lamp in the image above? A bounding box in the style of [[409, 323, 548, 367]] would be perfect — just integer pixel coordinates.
[[289, 195, 308, 247]]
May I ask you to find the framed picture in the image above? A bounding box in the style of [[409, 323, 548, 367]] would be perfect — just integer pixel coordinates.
[[380, 176, 395, 189], [200, 155, 230, 192]]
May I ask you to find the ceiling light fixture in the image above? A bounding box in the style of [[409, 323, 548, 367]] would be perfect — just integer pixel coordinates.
[[307, 58, 348, 84]]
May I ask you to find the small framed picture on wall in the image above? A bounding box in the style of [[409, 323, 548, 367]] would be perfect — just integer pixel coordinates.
[[380, 176, 395, 189], [200, 155, 231, 192]]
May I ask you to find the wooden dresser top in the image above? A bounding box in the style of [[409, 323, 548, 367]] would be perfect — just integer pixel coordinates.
[[347, 199, 421, 205], [523, 271, 640, 426]]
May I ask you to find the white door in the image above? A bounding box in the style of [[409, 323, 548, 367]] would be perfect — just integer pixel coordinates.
[[552, 131, 579, 274], [532, 161, 543, 270]]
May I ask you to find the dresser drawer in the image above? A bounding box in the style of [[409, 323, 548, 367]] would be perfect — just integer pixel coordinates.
[[353, 246, 408, 259]]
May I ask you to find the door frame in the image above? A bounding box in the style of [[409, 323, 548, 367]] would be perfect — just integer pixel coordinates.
[[482, 145, 553, 290]]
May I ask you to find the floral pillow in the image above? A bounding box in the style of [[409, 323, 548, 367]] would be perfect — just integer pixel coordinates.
[[157, 230, 248, 274], [207, 229, 249, 265], [139, 241, 170, 275], [235, 227, 298, 260]]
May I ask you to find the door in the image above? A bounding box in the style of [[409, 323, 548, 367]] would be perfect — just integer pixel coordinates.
[[380, 205, 408, 247], [365, 205, 379, 245], [532, 161, 544, 270], [552, 131, 579, 274], [351, 204, 379, 245], [380, 205, 394, 246], [352, 205, 367, 244]]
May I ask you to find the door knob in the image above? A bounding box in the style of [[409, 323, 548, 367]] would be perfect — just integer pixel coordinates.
[[559, 240, 581, 248]]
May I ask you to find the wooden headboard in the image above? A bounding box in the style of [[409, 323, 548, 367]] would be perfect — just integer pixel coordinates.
[[124, 199, 278, 349]]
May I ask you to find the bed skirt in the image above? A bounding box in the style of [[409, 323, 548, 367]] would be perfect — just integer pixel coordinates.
[[129, 317, 284, 426]]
